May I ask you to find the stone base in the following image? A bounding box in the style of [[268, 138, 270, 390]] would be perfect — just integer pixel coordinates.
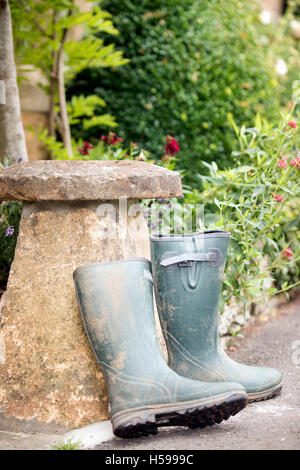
[[0, 200, 151, 429]]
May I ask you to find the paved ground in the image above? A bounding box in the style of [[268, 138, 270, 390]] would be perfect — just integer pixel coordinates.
[[0, 295, 299, 450]]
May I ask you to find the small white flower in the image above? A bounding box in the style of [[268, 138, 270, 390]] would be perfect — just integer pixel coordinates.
[[276, 58, 288, 76], [290, 19, 300, 39], [259, 10, 272, 25], [258, 35, 270, 46]]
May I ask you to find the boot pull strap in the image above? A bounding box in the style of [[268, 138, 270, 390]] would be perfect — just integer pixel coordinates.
[[160, 248, 223, 267]]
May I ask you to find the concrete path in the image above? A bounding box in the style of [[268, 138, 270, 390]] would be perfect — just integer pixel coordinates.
[[0, 295, 299, 450]]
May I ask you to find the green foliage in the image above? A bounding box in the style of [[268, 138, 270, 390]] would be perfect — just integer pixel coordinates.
[[34, 128, 70, 160], [0, 160, 22, 287], [10, 0, 128, 79], [0, 195, 22, 290], [67, 0, 284, 182], [51, 438, 82, 450], [36, 128, 178, 169], [10, 0, 128, 143], [67, 94, 117, 130], [273, 197, 300, 290], [255, 3, 300, 109], [183, 108, 300, 307]]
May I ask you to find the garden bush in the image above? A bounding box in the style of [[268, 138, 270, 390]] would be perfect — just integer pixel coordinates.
[[182, 109, 300, 308], [0, 200, 22, 289], [67, 0, 283, 182]]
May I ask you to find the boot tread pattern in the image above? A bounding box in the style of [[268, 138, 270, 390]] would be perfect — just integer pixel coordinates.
[[114, 393, 247, 438], [248, 384, 282, 403]]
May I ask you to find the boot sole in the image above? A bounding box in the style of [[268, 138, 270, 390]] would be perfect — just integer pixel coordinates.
[[112, 391, 248, 438], [247, 381, 282, 402]]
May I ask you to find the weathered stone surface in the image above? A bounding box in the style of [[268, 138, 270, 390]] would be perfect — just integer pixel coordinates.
[[0, 200, 155, 429], [0, 160, 182, 201]]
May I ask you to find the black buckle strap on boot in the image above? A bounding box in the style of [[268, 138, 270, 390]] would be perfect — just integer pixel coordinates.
[[160, 248, 223, 268]]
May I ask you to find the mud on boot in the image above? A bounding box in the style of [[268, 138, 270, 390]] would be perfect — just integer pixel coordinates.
[[151, 231, 282, 402], [74, 258, 248, 438]]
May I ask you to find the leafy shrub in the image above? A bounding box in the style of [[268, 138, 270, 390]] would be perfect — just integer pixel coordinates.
[[183, 110, 300, 308], [0, 200, 22, 289], [0, 159, 24, 288], [256, 3, 300, 109], [10, 0, 128, 157], [67, 0, 283, 183], [37, 129, 178, 173]]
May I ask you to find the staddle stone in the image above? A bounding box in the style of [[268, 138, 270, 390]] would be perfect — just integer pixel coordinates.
[[0, 160, 182, 431], [0, 160, 182, 201]]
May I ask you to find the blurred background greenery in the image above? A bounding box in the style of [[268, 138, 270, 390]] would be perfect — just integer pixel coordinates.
[[66, 0, 299, 181]]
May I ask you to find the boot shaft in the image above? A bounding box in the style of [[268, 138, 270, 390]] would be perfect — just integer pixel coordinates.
[[151, 231, 282, 400], [74, 258, 164, 379], [151, 231, 230, 363]]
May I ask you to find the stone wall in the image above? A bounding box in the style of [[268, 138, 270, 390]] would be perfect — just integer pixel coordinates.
[[19, 69, 49, 161]]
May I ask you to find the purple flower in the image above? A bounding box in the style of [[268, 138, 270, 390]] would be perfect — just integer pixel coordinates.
[[157, 198, 169, 204], [5, 226, 14, 237], [17, 157, 23, 163]]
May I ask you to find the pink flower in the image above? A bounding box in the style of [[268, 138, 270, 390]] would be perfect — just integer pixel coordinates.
[[290, 156, 300, 169], [101, 132, 123, 145], [274, 194, 283, 202], [282, 247, 293, 259], [78, 141, 93, 155], [288, 120, 297, 129], [277, 156, 288, 169], [165, 135, 180, 155]]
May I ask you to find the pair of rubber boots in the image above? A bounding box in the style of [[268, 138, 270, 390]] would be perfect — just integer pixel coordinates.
[[74, 230, 282, 438]]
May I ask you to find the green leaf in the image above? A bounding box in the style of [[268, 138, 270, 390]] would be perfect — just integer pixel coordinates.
[[254, 113, 262, 131]]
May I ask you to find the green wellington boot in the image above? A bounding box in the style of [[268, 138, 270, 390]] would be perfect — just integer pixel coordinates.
[[150, 231, 282, 402], [74, 258, 247, 438]]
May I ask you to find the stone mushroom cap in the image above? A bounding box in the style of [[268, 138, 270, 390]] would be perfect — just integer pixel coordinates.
[[0, 160, 182, 201]]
